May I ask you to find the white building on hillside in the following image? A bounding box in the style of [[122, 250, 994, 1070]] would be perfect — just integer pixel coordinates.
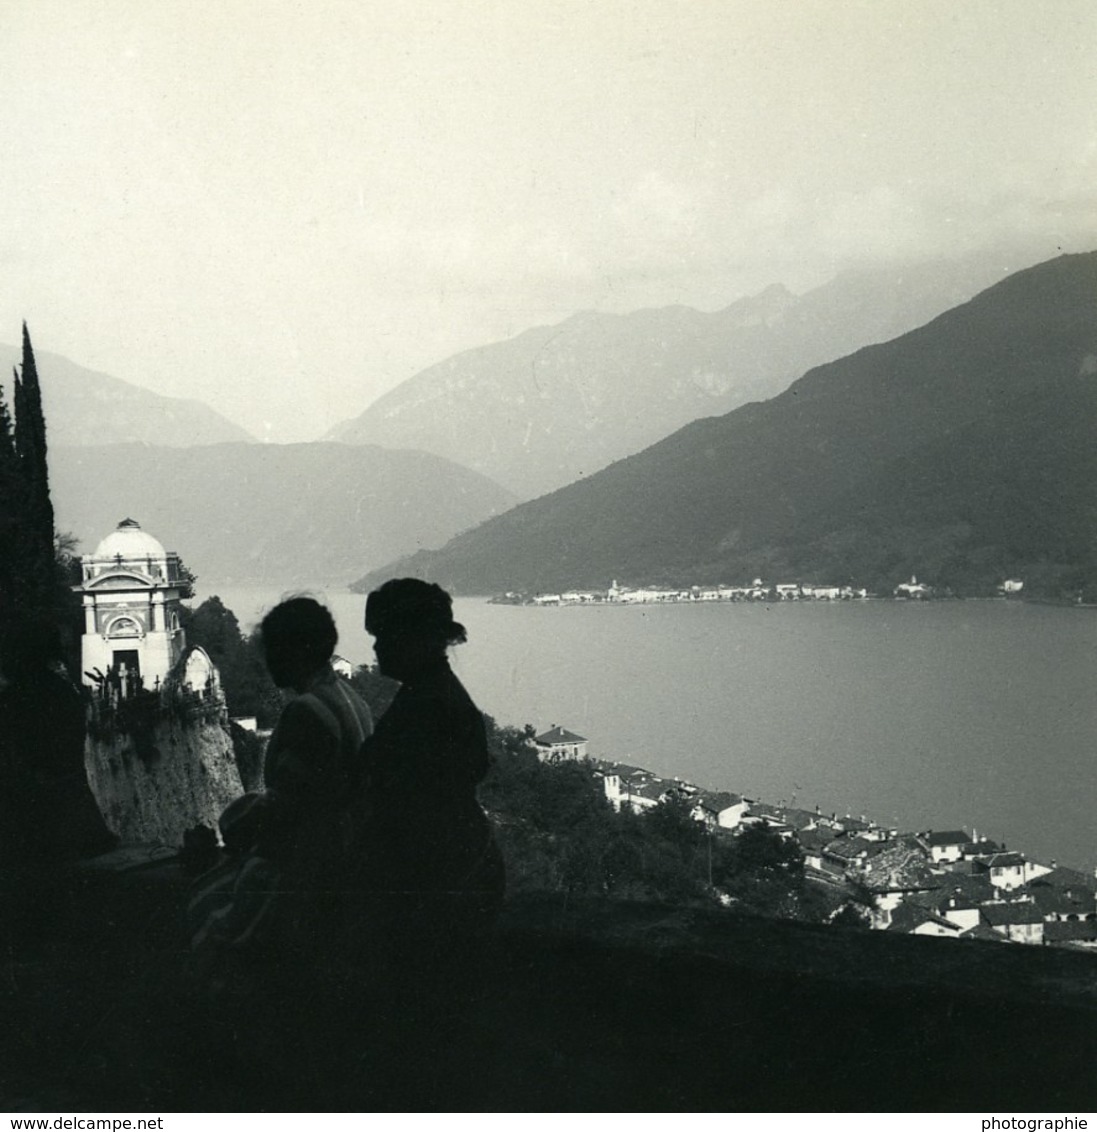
[[894, 575, 932, 598], [535, 725, 589, 762], [75, 518, 191, 690]]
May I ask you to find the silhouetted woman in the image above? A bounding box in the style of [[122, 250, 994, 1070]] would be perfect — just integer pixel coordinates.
[[185, 598, 373, 1107], [253, 597, 373, 952], [353, 579, 505, 1106], [358, 578, 504, 934]]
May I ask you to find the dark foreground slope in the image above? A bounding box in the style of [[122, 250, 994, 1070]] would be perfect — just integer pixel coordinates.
[[51, 442, 515, 586], [4, 859, 1096, 1112], [356, 251, 1097, 597]]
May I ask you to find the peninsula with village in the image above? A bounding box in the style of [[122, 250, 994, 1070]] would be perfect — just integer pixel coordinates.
[[493, 576, 1027, 606]]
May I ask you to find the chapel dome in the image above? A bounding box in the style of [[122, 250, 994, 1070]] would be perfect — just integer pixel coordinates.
[[92, 518, 167, 561]]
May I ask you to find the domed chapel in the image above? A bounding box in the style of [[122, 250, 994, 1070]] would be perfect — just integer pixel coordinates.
[[75, 518, 190, 690]]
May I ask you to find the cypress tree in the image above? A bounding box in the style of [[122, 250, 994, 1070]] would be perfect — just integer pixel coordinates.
[[15, 324, 55, 586], [2, 325, 63, 634], [0, 382, 20, 621], [0, 383, 15, 465]]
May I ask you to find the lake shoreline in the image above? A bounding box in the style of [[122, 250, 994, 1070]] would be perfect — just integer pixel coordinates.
[[193, 585, 1097, 871]]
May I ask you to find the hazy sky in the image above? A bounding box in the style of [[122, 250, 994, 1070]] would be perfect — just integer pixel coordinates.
[[1, 0, 1094, 441]]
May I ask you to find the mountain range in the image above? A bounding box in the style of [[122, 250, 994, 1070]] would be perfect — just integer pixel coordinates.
[[328, 251, 1030, 500], [351, 252, 1097, 598], [50, 442, 515, 587], [0, 344, 253, 447]]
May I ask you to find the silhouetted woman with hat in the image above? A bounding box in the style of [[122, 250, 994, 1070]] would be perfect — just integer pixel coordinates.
[[191, 597, 374, 967], [352, 579, 505, 1106], [359, 578, 504, 928]]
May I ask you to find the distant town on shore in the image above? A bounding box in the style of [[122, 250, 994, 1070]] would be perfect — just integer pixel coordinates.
[[494, 575, 1027, 606], [531, 726, 1097, 950]]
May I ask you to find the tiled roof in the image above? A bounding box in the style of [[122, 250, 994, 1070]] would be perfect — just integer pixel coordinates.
[[1043, 921, 1097, 943], [798, 828, 839, 852], [1027, 866, 1097, 894], [923, 830, 971, 847], [590, 760, 645, 778], [694, 790, 744, 814], [904, 888, 948, 911], [1022, 885, 1097, 918], [906, 886, 982, 916], [824, 836, 884, 863], [621, 769, 657, 786], [886, 903, 958, 934], [936, 893, 981, 912], [963, 840, 1005, 858], [629, 780, 670, 801], [777, 807, 820, 831], [983, 852, 1026, 870], [710, 791, 745, 810], [837, 817, 871, 832], [960, 923, 1008, 943], [743, 814, 793, 833], [746, 802, 819, 829], [748, 802, 782, 819], [535, 726, 587, 745], [980, 902, 1043, 927], [931, 872, 995, 905]]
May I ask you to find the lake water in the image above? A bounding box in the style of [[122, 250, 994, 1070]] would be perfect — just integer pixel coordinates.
[[197, 584, 1097, 871]]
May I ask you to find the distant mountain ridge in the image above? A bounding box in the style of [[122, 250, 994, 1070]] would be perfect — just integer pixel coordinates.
[[51, 442, 515, 586], [329, 251, 1033, 499], [352, 252, 1097, 598], [0, 344, 253, 446]]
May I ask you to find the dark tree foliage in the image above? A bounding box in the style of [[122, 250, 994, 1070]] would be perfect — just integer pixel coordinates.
[[180, 597, 282, 728], [0, 327, 80, 670], [0, 383, 22, 622], [174, 556, 197, 600], [480, 723, 620, 896], [479, 727, 821, 914], [711, 824, 826, 919], [229, 719, 266, 792], [11, 328, 55, 603], [51, 530, 85, 676], [0, 386, 15, 470], [831, 903, 871, 930], [611, 795, 713, 903]]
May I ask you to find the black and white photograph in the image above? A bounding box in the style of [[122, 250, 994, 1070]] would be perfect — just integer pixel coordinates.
[[1, 0, 1096, 1115]]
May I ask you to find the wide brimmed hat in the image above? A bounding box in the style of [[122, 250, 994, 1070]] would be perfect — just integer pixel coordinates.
[[365, 578, 464, 641]]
